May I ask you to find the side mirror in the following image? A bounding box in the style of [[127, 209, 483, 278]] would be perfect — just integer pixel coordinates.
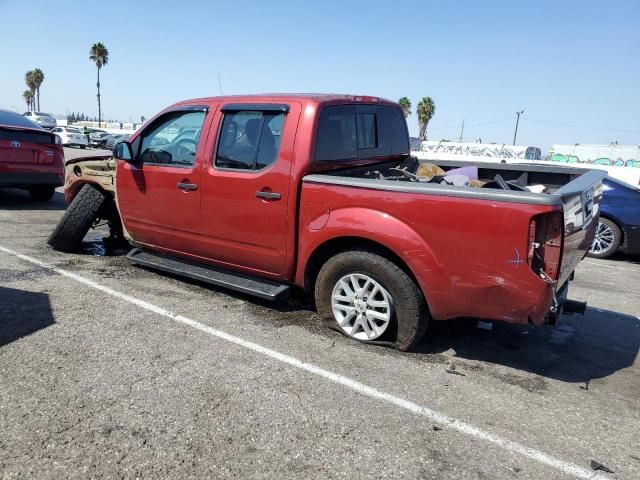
[[113, 141, 134, 162]]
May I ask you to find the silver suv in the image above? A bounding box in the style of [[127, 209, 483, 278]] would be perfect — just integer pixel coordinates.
[[23, 111, 57, 129]]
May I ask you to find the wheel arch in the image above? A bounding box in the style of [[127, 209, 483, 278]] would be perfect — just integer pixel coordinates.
[[303, 236, 419, 291], [64, 179, 109, 204]]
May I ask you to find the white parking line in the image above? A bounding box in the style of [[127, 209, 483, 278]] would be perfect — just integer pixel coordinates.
[[0, 244, 609, 480]]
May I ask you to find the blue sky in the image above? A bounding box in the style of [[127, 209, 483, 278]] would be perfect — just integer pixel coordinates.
[[1, 0, 638, 148]]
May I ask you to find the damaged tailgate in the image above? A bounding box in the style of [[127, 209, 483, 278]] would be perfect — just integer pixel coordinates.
[[554, 169, 606, 287]]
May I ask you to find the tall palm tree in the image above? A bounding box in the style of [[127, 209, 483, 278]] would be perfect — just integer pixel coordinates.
[[25, 70, 37, 111], [89, 42, 109, 127], [23, 90, 34, 111], [398, 97, 412, 118], [417, 96, 436, 141], [32, 68, 45, 111]]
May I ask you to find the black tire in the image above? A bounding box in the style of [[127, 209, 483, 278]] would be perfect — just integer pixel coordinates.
[[315, 249, 429, 351], [588, 218, 622, 259], [80, 145, 86, 149], [28, 186, 55, 202], [47, 184, 107, 252]]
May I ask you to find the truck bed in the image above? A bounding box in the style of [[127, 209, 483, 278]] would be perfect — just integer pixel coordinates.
[[303, 157, 606, 294]]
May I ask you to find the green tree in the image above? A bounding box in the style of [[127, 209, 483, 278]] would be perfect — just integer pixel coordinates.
[[32, 68, 45, 111], [25, 70, 37, 110], [89, 42, 109, 127], [398, 97, 412, 118], [23, 90, 34, 111], [416, 96, 436, 141], [140, 115, 146, 123]]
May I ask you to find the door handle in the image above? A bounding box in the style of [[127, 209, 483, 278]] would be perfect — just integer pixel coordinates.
[[177, 182, 198, 192], [256, 191, 281, 200]]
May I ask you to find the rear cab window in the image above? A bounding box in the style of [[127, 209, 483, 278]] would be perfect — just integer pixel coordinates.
[[215, 105, 287, 171], [314, 104, 409, 162]]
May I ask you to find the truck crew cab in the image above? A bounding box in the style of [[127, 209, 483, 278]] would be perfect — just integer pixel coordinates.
[[109, 94, 603, 350]]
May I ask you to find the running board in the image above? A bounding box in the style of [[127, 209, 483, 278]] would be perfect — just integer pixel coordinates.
[[126, 248, 290, 301]]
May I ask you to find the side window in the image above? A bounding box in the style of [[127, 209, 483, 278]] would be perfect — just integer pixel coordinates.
[[314, 105, 357, 162], [315, 105, 408, 162], [138, 110, 206, 167], [215, 110, 285, 170]]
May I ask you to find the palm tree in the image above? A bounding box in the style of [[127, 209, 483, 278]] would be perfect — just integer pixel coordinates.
[[23, 90, 34, 111], [32, 68, 45, 111], [416, 96, 436, 141], [398, 97, 411, 118], [89, 42, 109, 127], [25, 70, 37, 110]]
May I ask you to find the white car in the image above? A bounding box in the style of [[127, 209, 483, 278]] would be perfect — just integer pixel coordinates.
[[23, 111, 57, 129], [51, 126, 88, 148]]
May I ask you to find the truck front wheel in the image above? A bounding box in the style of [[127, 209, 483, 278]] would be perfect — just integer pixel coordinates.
[[47, 184, 107, 252], [315, 250, 429, 351]]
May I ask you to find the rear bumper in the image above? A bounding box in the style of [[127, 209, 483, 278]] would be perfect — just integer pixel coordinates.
[[0, 172, 64, 189], [621, 225, 640, 256]]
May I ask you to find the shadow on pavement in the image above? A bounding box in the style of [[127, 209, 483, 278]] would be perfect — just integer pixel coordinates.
[[122, 261, 639, 384], [415, 307, 640, 383], [0, 189, 66, 211], [0, 286, 55, 347]]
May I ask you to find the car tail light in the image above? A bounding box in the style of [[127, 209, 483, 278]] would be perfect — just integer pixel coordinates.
[[527, 211, 563, 282]]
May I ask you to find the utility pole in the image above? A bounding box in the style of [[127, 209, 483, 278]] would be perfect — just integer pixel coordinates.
[[513, 110, 524, 145], [218, 74, 223, 96], [459, 118, 465, 143]]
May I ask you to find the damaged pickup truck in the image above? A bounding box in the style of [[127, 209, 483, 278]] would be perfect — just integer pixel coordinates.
[[50, 94, 605, 350]]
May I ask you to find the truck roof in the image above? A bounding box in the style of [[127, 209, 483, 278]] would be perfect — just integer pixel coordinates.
[[170, 93, 398, 109]]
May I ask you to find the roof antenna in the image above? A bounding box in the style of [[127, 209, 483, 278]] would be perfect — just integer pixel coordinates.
[[218, 74, 223, 96]]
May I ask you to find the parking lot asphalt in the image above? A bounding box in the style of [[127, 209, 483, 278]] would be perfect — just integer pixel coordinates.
[[1, 148, 639, 479]]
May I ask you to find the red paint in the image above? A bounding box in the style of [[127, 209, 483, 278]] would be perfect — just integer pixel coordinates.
[[115, 94, 590, 326]]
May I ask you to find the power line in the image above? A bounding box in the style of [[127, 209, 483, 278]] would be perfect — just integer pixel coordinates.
[[428, 117, 515, 130], [522, 118, 640, 133]]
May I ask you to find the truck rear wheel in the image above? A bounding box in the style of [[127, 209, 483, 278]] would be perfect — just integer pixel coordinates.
[[47, 184, 107, 252], [315, 250, 429, 351]]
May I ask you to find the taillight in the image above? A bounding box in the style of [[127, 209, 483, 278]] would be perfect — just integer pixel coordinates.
[[528, 211, 563, 282]]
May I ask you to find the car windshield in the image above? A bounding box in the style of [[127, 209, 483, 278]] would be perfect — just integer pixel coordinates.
[[35, 112, 53, 117], [0, 109, 43, 129]]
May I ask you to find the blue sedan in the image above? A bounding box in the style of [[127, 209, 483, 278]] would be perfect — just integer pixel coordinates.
[[589, 176, 640, 258]]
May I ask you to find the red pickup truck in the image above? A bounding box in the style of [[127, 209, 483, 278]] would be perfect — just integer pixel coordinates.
[[111, 94, 604, 350]]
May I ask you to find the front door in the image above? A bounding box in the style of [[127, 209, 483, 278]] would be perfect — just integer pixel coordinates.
[[116, 106, 212, 253], [197, 102, 300, 276]]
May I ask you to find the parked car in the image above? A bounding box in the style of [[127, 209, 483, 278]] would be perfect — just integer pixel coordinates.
[[50, 94, 604, 350], [51, 126, 88, 148], [22, 111, 57, 129], [0, 109, 64, 201], [106, 133, 131, 150], [89, 131, 110, 148], [588, 176, 640, 258]]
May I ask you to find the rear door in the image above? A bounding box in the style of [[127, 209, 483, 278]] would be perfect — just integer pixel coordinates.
[[197, 102, 300, 275], [116, 105, 213, 252]]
